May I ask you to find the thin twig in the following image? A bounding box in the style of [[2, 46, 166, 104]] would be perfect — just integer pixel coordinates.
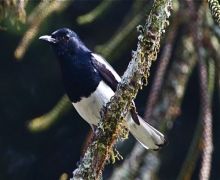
[[198, 45, 214, 180], [186, 1, 213, 179], [77, 0, 115, 25], [204, 30, 220, 103], [177, 111, 203, 180], [27, 95, 71, 133], [95, 0, 145, 59]]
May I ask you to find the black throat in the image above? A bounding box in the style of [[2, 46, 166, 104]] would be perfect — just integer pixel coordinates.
[[58, 51, 101, 103]]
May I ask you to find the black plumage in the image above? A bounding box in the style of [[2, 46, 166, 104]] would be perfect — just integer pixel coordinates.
[[39, 28, 166, 150]]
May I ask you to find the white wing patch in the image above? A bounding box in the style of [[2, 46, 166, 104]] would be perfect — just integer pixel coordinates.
[[92, 53, 121, 82]]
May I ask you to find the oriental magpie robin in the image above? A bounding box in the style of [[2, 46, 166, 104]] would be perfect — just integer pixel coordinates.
[[39, 28, 166, 150]]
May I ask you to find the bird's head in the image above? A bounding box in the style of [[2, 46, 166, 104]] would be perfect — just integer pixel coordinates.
[[39, 28, 90, 57]]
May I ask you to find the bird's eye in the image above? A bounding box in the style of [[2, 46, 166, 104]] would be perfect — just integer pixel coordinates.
[[63, 35, 69, 42]]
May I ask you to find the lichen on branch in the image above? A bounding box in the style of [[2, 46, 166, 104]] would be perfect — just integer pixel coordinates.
[[71, 0, 173, 179], [208, 0, 220, 26]]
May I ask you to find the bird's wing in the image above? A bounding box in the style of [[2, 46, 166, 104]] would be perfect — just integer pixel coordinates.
[[91, 53, 140, 125], [91, 53, 120, 91]]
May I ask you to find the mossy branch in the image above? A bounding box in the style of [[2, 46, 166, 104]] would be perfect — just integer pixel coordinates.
[[71, 0, 173, 179], [144, 15, 178, 123], [208, 0, 220, 26], [110, 30, 197, 180]]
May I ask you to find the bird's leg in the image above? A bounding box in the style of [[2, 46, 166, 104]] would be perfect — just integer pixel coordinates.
[[81, 125, 97, 156]]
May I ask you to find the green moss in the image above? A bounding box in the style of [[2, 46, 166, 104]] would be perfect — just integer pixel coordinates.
[[208, 0, 220, 25], [72, 0, 173, 179]]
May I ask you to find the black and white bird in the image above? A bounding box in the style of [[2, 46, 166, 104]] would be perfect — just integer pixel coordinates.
[[39, 28, 166, 150]]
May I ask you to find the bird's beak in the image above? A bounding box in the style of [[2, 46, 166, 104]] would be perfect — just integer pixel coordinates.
[[39, 35, 57, 44]]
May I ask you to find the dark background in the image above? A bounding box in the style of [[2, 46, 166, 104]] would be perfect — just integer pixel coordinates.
[[0, 0, 219, 180]]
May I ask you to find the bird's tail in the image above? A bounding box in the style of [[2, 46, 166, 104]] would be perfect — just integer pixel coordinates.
[[126, 114, 166, 150]]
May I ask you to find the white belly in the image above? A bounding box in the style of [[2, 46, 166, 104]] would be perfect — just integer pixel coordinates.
[[72, 81, 115, 125]]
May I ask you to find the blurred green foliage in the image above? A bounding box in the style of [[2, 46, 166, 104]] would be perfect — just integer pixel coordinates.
[[0, 0, 220, 180]]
